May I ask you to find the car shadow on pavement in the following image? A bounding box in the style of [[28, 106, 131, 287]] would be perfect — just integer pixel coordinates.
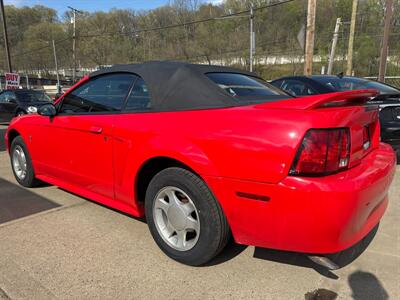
[[348, 270, 389, 300], [0, 178, 60, 224], [204, 237, 248, 266], [253, 224, 379, 279], [58, 186, 378, 272], [61, 187, 248, 266], [51, 186, 379, 272], [253, 248, 339, 279], [57, 188, 147, 224]]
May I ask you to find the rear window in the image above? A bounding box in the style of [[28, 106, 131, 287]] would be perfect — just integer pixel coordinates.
[[206, 72, 290, 103]]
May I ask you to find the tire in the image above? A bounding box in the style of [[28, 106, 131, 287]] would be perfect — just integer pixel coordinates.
[[10, 136, 41, 187], [145, 167, 230, 266]]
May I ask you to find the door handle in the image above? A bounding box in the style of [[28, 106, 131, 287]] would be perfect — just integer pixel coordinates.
[[89, 126, 103, 134]]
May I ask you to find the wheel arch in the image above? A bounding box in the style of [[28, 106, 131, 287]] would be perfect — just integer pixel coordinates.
[[135, 156, 201, 205], [7, 129, 21, 153]]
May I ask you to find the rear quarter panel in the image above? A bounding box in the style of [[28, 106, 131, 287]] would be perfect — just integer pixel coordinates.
[[113, 104, 374, 186], [113, 106, 301, 191]]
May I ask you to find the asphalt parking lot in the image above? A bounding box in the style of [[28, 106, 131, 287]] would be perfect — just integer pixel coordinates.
[[0, 124, 399, 300]]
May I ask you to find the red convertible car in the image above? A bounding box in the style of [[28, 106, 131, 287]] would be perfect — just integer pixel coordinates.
[[5, 62, 396, 266]]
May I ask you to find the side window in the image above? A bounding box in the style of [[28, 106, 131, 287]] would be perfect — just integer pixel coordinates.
[[124, 77, 151, 111], [60, 73, 136, 114], [282, 80, 316, 96]]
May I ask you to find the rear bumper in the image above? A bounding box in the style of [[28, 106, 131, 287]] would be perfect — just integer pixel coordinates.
[[205, 143, 396, 254]]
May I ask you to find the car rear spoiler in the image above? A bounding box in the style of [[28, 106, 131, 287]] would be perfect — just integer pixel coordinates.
[[258, 89, 379, 110]]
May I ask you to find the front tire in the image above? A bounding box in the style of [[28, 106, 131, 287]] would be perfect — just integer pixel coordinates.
[[10, 136, 41, 187], [145, 167, 230, 266]]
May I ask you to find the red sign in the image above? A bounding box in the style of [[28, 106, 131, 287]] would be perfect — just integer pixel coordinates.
[[5, 73, 20, 90]]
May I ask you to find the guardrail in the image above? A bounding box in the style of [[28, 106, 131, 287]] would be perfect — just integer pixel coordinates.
[[364, 76, 400, 89]]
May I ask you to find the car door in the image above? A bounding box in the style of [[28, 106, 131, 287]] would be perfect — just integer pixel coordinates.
[[113, 76, 151, 207], [0, 91, 18, 122], [31, 73, 136, 199]]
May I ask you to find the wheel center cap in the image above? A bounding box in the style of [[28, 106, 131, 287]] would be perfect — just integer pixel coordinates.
[[167, 205, 186, 231]]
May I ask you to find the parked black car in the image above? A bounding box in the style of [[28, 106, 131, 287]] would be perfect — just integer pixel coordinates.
[[270, 75, 400, 160], [0, 89, 52, 123]]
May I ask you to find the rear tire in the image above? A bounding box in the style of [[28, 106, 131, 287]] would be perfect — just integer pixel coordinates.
[[10, 136, 41, 187], [145, 167, 230, 266]]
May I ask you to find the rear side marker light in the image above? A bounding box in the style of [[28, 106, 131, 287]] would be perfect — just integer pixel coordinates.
[[236, 192, 270, 202], [290, 128, 350, 176]]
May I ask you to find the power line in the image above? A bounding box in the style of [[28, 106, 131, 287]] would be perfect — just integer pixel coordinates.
[[10, 0, 297, 60], [79, 0, 297, 38], [172, 30, 400, 64], [9, 0, 399, 72], [11, 26, 398, 61], [11, 37, 72, 58]]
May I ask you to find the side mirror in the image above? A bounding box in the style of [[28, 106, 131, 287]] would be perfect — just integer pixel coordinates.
[[38, 103, 57, 117], [9, 98, 17, 103]]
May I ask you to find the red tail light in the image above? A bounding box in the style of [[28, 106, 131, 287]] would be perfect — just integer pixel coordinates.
[[290, 128, 350, 176]]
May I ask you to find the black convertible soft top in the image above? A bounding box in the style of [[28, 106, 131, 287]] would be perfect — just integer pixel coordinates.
[[90, 61, 264, 111]]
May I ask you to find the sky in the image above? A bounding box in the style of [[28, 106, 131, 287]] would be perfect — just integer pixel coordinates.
[[4, 0, 223, 15]]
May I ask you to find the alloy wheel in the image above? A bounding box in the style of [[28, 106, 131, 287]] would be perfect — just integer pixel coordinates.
[[153, 186, 200, 251], [12, 145, 27, 180]]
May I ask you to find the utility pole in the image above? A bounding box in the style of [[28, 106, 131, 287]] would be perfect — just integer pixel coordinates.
[[346, 0, 358, 76], [378, 0, 393, 82], [52, 40, 60, 93], [0, 0, 12, 72], [68, 6, 82, 83], [249, 4, 255, 72], [327, 18, 341, 75], [304, 0, 316, 75]]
